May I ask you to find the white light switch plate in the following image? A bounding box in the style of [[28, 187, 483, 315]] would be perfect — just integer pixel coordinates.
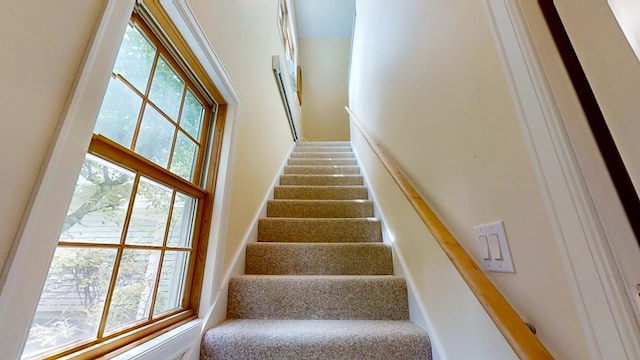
[[473, 221, 515, 273]]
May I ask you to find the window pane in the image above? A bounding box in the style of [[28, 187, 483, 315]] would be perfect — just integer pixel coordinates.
[[153, 251, 190, 316], [134, 105, 175, 167], [170, 131, 198, 181], [60, 154, 135, 244], [23, 247, 117, 358], [180, 90, 204, 139], [149, 56, 184, 121], [105, 249, 161, 333], [167, 193, 197, 248], [94, 77, 143, 148], [125, 177, 172, 246], [113, 23, 157, 92]]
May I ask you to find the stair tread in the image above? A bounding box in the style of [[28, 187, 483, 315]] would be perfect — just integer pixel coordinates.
[[268, 199, 371, 203], [294, 147, 352, 152], [267, 199, 374, 218], [274, 185, 369, 200], [227, 275, 409, 320], [296, 141, 351, 146], [258, 217, 382, 243], [202, 319, 431, 360], [280, 175, 364, 186], [232, 274, 400, 280], [281, 174, 362, 178], [285, 165, 359, 168], [245, 241, 392, 276], [290, 152, 355, 159], [288, 158, 358, 166], [284, 165, 360, 175]]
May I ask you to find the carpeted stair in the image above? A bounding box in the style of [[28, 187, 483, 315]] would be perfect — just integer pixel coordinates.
[[201, 142, 431, 359]]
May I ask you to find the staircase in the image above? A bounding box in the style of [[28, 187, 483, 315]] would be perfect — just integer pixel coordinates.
[[201, 142, 431, 359]]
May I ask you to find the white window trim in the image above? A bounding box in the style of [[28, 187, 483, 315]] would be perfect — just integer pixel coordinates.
[[0, 0, 241, 358], [484, 0, 640, 358]]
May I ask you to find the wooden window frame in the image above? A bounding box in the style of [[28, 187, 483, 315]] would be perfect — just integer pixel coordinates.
[[25, 12, 225, 360]]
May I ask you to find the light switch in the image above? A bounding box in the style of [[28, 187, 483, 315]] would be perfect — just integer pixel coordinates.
[[488, 234, 502, 260], [479, 235, 490, 260], [473, 221, 515, 273]]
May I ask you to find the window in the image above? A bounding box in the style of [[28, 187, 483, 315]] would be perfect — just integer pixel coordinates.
[[22, 15, 216, 359]]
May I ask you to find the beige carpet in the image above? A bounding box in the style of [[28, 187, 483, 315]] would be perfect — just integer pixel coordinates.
[[201, 142, 431, 359]]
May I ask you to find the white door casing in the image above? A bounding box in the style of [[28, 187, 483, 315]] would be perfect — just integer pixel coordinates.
[[484, 0, 640, 358]]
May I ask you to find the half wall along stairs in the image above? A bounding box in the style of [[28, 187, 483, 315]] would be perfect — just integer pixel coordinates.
[[201, 142, 431, 359]]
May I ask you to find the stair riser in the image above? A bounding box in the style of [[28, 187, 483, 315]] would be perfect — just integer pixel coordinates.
[[258, 218, 382, 242], [283, 166, 360, 175], [288, 158, 357, 166], [267, 200, 374, 218], [290, 152, 355, 159], [227, 276, 409, 320], [280, 175, 364, 186], [294, 147, 352, 153], [273, 186, 369, 200], [245, 243, 393, 275]]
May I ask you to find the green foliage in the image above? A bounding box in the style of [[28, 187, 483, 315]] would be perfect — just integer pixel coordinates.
[[105, 250, 156, 331], [63, 157, 134, 234]]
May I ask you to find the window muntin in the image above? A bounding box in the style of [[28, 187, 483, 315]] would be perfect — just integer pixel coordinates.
[[23, 17, 213, 360], [93, 22, 209, 183]]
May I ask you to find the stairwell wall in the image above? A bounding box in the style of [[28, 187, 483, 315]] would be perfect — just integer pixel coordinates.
[[0, 0, 105, 279], [299, 38, 351, 141], [349, 0, 590, 358], [188, 0, 299, 292]]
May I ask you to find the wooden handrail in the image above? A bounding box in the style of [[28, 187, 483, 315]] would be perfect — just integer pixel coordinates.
[[346, 107, 554, 360]]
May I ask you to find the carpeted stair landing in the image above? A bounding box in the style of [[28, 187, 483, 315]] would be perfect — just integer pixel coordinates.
[[201, 142, 431, 359]]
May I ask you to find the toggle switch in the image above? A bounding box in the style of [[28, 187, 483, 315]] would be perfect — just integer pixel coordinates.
[[488, 234, 502, 260], [479, 235, 491, 260]]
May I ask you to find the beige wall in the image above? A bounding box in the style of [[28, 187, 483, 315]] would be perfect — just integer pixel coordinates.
[[0, 0, 105, 274], [349, 0, 590, 358], [188, 0, 297, 272], [299, 38, 350, 140]]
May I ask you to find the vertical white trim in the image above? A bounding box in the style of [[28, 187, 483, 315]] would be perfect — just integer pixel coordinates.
[[484, 0, 640, 358], [160, 0, 241, 104], [0, 1, 136, 358]]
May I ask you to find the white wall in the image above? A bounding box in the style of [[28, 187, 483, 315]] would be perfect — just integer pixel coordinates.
[[349, 1, 591, 358], [351, 121, 517, 360], [517, 0, 640, 347], [188, 0, 298, 280], [299, 38, 350, 140], [0, 0, 105, 276]]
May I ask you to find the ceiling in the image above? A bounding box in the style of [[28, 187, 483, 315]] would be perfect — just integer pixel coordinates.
[[293, 0, 356, 39]]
